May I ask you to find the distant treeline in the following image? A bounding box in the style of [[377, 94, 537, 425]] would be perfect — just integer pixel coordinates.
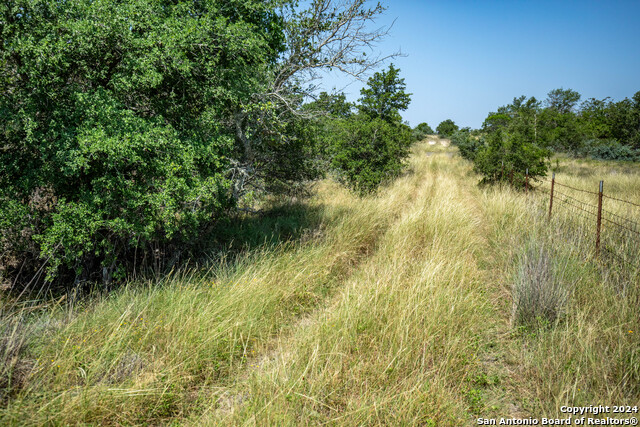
[[417, 88, 640, 161], [480, 88, 640, 160], [423, 89, 640, 187]]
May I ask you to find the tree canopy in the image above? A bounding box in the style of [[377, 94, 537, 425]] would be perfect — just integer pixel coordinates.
[[412, 122, 434, 141], [436, 119, 459, 137], [0, 0, 401, 288], [358, 64, 411, 123], [315, 64, 413, 194]]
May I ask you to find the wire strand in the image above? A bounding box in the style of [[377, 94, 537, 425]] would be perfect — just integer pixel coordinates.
[[554, 181, 600, 195], [603, 217, 640, 237], [603, 193, 640, 208], [554, 196, 598, 219]]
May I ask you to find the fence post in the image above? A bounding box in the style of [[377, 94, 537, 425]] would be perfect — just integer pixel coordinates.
[[596, 180, 603, 256], [525, 168, 529, 193], [501, 161, 504, 181], [548, 173, 555, 219], [510, 169, 513, 186]]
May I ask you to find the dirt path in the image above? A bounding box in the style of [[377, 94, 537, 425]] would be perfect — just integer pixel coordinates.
[[196, 145, 529, 425], [210, 149, 443, 419]]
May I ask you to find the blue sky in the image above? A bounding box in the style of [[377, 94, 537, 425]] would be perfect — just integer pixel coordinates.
[[320, 0, 640, 129]]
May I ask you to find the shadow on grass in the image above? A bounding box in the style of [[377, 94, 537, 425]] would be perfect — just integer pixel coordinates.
[[197, 200, 327, 260], [2, 199, 328, 305]]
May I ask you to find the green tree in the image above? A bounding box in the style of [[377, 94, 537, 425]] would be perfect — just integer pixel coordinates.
[[451, 128, 482, 162], [541, 88, 582, 151], [483, 96, 541, 144], [1, 0, 280, 283], [436, 119, 459, 137], [329, 116, 412, 194], [545, 88, 581, 114], [0, 0, 396, 287], [473, 128, 550, 188], [412, 122, 434, 141], [578, 97, 613, 140], [606, 93, 640, 149], [328, 65, 412, 194], [310, 92, 354, 118], [358, 64, 411, 123], [472, 96, 550, 187], [229, 0, 397, 199]]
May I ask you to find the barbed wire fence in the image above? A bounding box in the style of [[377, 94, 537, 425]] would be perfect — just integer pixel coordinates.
[[522, 172, 640, 276]]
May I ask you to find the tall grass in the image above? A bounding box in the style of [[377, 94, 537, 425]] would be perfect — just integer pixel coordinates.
[[0, 151, 431, 424], [511, 244, 568, 327], [1, 142, 638, 425], [194, 150, 494, 425]]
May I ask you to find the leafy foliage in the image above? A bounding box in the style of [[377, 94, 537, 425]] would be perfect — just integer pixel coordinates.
[[323, 64, 413, 194], [469, 87, 640, 188], [436, 119, 459, 137], [481, 88, 640, 156], [472, 96, 551, 187], [473, 128, 550, 187], [1, 0, 278, 284], [545, 88, 581, 114], [0, 0, 396, 289], [577, 139, 640, 161], [450, 128, 482, 162], [412, 122, 434, 141], [329, 116, 412, 194], [358, 64, 411, 124]]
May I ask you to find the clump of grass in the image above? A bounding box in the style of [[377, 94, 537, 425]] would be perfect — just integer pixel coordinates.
[[0, 312, 34, 403], [512, 245, 568, 328]]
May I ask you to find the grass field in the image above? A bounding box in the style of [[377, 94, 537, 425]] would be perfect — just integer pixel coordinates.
[[2, 139, 639, 425]]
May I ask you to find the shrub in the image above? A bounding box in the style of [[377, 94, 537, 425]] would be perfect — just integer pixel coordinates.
[[0, 0, 283, 288], [578, 139, 640, 161], [436, 119, 459, 137], [327, 64, 412, 195], [412, 122, 434, 141], [472, 128, 550, 188], [329, 116, 412, 195], [450, 128, 483, 161]]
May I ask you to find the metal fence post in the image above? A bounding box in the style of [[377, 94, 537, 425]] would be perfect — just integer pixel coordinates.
[[596, 180, 604, 256], [548, 173, 555, 219], [510, 169, 513, 186], [525, 168, 529, 193], [501, 161, 504, 181]]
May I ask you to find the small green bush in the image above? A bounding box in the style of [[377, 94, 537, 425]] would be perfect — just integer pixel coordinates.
[[450, 129, 483, 161], [326, 64, 412, 195], [472, 129, 550, 188], [412, 122, 434, 141], [578, 139, 640, 161], [329, 116, 412, 194]]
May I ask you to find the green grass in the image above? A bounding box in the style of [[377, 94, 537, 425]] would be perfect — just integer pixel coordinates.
[[1, 140, 639, 425]]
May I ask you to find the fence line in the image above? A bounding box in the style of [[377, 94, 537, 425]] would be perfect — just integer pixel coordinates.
[[497, 167, 638, 271], [533, 171, 640, 272]]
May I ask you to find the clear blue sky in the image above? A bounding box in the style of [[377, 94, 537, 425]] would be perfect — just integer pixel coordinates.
[[320, 0, 640, 129]]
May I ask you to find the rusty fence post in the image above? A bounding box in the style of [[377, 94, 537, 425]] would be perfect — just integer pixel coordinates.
[[548, 173, 555, 219], [595, 180, 604, 256], [525, 168, 529, 193]]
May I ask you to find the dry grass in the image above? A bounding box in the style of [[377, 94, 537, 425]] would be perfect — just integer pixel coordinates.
[[1, 141, 639, 425]]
